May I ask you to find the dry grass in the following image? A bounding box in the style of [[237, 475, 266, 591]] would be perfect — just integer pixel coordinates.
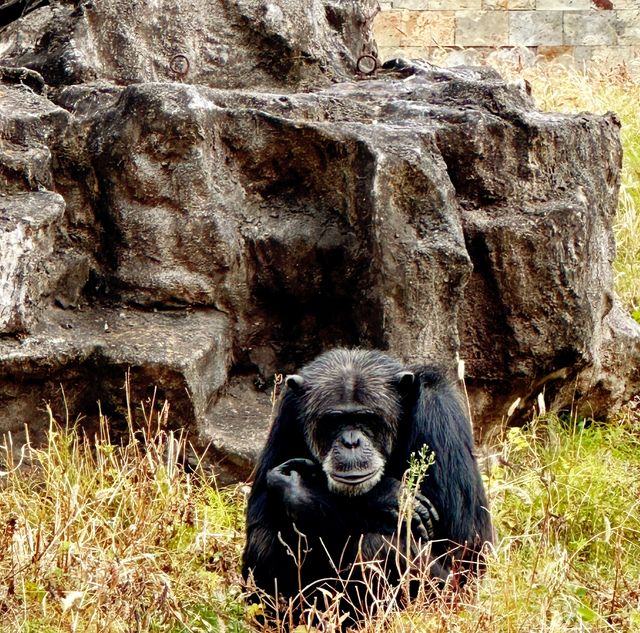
[[3, 390, 638, 632], [0, 396, 247, 632]]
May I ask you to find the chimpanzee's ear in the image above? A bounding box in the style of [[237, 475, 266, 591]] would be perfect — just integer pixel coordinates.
[[285, 374, 305, 393], [395, 371, 415, 397]]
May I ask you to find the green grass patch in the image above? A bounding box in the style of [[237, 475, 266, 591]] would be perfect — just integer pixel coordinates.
[[370, 409, 640, 633], [481, 413, 640, 631]]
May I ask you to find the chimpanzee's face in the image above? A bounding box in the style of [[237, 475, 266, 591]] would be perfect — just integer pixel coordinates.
[[309, 408, 390, 495], [286, 358, 413, 495]]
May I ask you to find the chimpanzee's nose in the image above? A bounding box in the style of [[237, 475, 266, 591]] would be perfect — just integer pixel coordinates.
[[340, 430, 361, 449]]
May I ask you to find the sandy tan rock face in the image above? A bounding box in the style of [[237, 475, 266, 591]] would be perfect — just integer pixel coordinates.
[[0, 3, 638, 480]]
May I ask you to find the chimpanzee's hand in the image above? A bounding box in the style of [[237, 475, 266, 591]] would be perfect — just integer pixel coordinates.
[[266, 458, 326, 523], [367, 477, 440, 543]]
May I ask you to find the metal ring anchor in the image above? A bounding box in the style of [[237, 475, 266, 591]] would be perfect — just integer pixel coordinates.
[[356, 54, 378, 76]]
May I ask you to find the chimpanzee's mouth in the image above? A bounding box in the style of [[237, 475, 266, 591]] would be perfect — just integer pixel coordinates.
[[330, 470, 377, 486]]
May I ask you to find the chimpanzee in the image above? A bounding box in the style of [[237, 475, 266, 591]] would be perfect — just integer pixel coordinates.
[[242, 348, 492, 624]]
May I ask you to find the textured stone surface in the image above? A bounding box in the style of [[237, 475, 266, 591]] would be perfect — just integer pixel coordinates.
[[563, 11, 619, 46], [535, 44, 640, 69], [372, 1, 640, 68], [616, 10, 640, 45], [0, 306, 233, 462], [0, 82, 69, 193], [486, 45, 537, 67], [483, 0, 535, 9], [421, 46, 488, 66], [0, 82, 92, 331], [0, 192, 65, 333], [393, 0, 430, 8], [374, 10, 456, 47], [509, 11, 563, 46], [0, 1, 638, 479], [431, 0, 482, 8], [574, 44, 640, 65], [455, 10, 509, 46], [536, 45, 577, 62], [536, 0, 590, 8], [0, 0, 378, 90], [614, 0, 640, 8]]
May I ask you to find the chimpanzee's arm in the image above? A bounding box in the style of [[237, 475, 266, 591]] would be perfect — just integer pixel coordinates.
[[243, 457, 441, 597]]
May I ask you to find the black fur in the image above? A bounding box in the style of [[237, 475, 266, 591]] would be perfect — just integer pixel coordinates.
[[242, 348, 492, 623]]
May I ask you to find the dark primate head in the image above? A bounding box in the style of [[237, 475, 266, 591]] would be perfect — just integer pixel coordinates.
[[286, 349, 414, 495]]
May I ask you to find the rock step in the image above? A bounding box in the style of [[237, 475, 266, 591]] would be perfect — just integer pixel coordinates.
[[0, 305, 232, 457]]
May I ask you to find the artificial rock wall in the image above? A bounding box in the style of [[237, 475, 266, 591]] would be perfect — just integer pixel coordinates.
[[1, 0, 639, 482], [375, 0, 640, 68]]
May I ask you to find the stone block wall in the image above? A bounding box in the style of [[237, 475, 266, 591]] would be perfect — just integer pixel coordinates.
[[374, 0, 640, 68]]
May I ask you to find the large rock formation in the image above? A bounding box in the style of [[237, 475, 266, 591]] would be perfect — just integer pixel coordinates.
[[1, 1, 638, 479], [0, 0, 376, 89]]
